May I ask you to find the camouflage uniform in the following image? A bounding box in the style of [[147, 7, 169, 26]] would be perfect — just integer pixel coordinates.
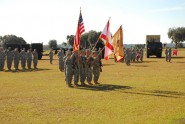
[[140, 48, 143, 62], [32, 49, 38, 69], [64, 53, 73, 87], [49, 50, 53, 64], [165, 48, 168, 62], [6, 48, 13, 70], [79, 51, 87, 85], [71, 52, 79, 85], [27, 49, 32, 69], [131, 48, 136, 62], [13, 49, 20, 70], [20, 49, 27, 69], [0, 48, 6, 71], [168, 48, 172, 62], [125, 48, 131, 65], [92, 55, 100, 84], [85, 50, 93, 85], [58, 50, 65, 71]]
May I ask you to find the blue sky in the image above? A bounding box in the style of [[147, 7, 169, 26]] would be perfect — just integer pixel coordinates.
[[0, 0, 185, 45]]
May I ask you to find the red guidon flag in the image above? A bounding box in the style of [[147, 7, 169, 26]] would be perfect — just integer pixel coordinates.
[[73, 9, 85, 51], [100, 19, 113, 60]]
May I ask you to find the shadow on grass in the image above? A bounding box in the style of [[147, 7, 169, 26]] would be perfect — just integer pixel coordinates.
[[9, 68, 52, 73], [76, 84, 133, 92], [102, 64, 115, 66], [122, 90, 185, 98], [150, 90, 185, 96]]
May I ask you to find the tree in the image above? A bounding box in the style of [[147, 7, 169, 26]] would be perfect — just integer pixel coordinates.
[[66, 35, 74, 46], [1, 35, 26, 49], [48, 40, 57, 49], [80, 32, 88, 48], [168, 27, 185, 48], [62, 42, 67, 46], [66, 30, 102, 49]]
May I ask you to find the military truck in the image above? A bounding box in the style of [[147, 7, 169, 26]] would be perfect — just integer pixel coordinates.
[[5, 43, 43, 59], [146, 35, 162, 58]]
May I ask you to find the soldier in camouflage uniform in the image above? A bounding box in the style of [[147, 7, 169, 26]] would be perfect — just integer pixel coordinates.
[[168, 48, 172, 62], [20, 48, 27, 70], [64, 51, 73, 87], [32, 49, 38, 69], [79, 50, 87, 86], [49, 49, 53, 64], [85, 49, 93, 85], [57, 48, 65, 71], [165, 48, 168, 62], [131, 48, 136, 62], [6, 47, 13, 71], [63, 50, 69, 81], [0, 47, 6, 71], [125, 48, 131, 66], [92, 51, 100, 84], [13, 48, 20, 71], [71, 50, 79, 86], [27, 48, 32, 69], [140, 48, 144, 62]]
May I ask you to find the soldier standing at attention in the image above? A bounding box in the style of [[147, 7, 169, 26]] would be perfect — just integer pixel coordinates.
[[32, 49, 38, 69], [20, 48, 27, 70], [49, 49, 53, 64], [131, 48, 136, 62], [85, 49, 93, 85], [13, 48, 20, 71], [71, 50, 79, 86], [64, 51, 73, 87], [92, 51, 100, 84], [165, 48, 168, 62], [140, 48, 144, 62], [27, 48, 32, 69], [6, 47, 13, 71], [63, 50, 69, 81], [0, 47, 6, 71], [168, 48, 172, 62], [125, 48, 131, 66], [79, 50, 87, 86], [57, 48, 65, 71]]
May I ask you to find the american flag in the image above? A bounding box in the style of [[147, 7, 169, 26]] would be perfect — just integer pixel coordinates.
[[73, 10, 85, 51]]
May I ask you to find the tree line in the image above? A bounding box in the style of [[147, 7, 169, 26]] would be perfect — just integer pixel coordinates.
[[1, 27, 185, 49]]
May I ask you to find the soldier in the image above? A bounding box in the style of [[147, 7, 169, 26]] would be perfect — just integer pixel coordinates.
[[27, 48, 32, 69], [63, 50, 69, 81], [79, 50, 87, 86], [165, 48, 168, 62], [85, 49, 93, 85], [57, 48, 65, 71], [140, 48, 144, 62], [49, 49, 53, 64], [92, 51, 100, 84], [125, 48, 131, 65], [168, 48, 172, 62], [64, 51, 73, 87], [13, 48, 20, 71], [6, 47, 13, 71], [71, 50, 79, 86], [0, 47, 6, 71], [20, 48, 27, 70], [32, 49, 38, 69], [131, 48, 136, 62]]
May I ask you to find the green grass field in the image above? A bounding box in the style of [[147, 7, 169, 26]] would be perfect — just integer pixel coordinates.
[[0, 49, 185, 124]]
